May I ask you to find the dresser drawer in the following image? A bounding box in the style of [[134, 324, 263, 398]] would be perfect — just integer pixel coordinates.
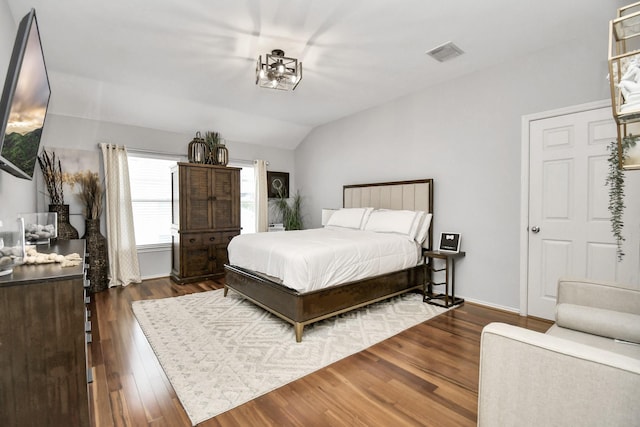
[[202, 232, 222, 245], [181, 233, 202, 247]]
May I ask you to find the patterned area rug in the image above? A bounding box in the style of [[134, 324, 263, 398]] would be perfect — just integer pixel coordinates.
[[132, 289, 447, 425]]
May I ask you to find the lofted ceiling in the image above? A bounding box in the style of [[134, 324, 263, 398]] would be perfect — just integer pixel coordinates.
[[5, 0, 617, 149]]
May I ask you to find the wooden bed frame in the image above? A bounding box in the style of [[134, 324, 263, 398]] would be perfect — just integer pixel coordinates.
[[223, 179, 434, 342]]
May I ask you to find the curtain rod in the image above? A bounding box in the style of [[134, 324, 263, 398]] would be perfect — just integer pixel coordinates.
[[97, 143, 184, 157], [96, 143, 268, 165]]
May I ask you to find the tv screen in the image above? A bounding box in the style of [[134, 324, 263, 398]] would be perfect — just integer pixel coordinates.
[[0, 8, 51, 180]]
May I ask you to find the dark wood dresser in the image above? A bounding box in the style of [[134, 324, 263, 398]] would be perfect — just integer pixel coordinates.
[[170, 163, 241, 283], [0, 240, 90, 426]]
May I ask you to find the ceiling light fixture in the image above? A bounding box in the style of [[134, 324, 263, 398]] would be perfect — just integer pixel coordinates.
[[256, 49, 303, 91]]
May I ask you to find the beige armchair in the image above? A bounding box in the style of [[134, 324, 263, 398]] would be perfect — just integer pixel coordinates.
[[477, 278, 640, 427]]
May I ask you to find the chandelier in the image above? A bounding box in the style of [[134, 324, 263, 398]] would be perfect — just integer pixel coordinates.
[[256, 49, 302, 91]]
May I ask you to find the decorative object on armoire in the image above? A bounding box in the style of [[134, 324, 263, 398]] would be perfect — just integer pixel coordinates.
[[273, 189, 303, 231], [606, 136, 637, 261], [22, 212, 57, 244], [256, 49, 303, 91], [204, 131, 220, 164], [0, 218, 25, 276], [170, 163, 241, 283], [48, 204, 79, 240], [607, 2, 640, 169], [213, 139, 229, 166], [188, 131, 209, 164], [74, 170, 108, 293]]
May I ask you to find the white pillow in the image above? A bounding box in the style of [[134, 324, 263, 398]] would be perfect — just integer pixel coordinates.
[[363, 209, 424, 241], [325, 207, 373, 230], [415, 212, 433, 245]]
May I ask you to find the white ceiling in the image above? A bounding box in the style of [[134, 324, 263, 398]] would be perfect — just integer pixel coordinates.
[[5, 0, 616, 149]]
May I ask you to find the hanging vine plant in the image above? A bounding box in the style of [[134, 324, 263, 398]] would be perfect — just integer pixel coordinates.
[[605, 135, 637, 261]]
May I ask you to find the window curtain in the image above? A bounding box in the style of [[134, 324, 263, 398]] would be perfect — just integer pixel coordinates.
[[100, 143, 141, 287], [254, 160, 268, 232]]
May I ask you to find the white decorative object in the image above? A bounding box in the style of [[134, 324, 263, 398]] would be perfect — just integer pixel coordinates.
[[21, 212, 57, 244], [22, 247, 82, 267], [618, 58, 640, 112]]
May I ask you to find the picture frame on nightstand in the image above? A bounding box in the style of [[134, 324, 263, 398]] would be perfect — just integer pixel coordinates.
[[438, 232, 461, 253]]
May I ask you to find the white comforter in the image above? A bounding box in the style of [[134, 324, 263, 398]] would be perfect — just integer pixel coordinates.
[[227, 228, 421, 293]]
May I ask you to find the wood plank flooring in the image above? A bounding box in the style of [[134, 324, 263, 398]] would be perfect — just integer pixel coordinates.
[[88, 277, 551, 427]]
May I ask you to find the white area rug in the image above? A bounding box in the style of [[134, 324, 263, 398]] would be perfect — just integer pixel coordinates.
[[132, 289, 447, 425]]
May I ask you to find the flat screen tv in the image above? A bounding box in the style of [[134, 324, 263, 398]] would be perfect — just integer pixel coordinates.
[[0, 8, 51, 180]]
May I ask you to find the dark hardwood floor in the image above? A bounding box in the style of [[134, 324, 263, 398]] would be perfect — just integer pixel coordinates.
[[88, 277, 551, 427]]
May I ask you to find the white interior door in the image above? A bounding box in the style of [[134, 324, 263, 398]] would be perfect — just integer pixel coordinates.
[[527, 106, 640, 319]]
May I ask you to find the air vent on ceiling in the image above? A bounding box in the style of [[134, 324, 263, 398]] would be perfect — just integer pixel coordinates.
[[426, 41, 464, 62]]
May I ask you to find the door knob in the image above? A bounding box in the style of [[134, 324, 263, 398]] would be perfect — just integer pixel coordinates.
[[531, 226, 540, 233]]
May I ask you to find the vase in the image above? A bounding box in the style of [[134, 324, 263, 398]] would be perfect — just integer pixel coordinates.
[[49, 204, 79, 240], [83, 218, 109, 294]]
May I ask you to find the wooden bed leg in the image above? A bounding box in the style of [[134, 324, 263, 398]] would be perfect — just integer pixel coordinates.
[[294, 323, 304, 343], [223, 286, 229, 297]]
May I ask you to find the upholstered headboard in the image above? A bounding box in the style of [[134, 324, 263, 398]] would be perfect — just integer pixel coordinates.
[[343, 179, 434, 249]]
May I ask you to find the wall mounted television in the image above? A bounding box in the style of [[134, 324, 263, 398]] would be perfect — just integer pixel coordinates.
[[0, 8, 51, 180]]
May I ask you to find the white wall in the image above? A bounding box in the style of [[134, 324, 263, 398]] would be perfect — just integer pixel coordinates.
[[40, 114, 295, 279], [0, 0, 37, 221], [294, 11, 619, 311]]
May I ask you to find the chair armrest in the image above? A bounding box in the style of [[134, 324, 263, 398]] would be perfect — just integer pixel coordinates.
[[557, 277, 640, 315], [478, 323, 640, 427]]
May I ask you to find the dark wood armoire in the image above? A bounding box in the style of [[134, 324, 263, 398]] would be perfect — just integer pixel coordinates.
[[170, 163, 241, 283]]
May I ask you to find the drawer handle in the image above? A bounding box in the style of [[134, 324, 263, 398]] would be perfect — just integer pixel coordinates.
[[189, 238, 196, 243], [209, 236, 216, 241]]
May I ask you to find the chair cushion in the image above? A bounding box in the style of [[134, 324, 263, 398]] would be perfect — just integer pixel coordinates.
[[556, 303, 640, 344]]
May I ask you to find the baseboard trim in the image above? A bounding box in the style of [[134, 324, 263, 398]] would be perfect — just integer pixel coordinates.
[[141, 273, 171, 281], [460, 296, 521, 315]]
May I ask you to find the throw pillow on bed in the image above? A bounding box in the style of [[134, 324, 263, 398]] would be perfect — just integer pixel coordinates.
[[364, 209, 424, 241], [325, 207, 373, 229]]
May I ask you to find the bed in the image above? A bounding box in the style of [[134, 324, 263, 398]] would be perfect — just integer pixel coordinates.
[[224, 179, 434, 341]]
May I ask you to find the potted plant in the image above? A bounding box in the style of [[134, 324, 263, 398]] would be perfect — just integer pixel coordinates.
[[606, 135, 637, 261], [273, 188, 303, 230]]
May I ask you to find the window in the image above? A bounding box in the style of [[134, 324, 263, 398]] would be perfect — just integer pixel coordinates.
[[127, 154, 179, 247], [230, 162, 256, 234]]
